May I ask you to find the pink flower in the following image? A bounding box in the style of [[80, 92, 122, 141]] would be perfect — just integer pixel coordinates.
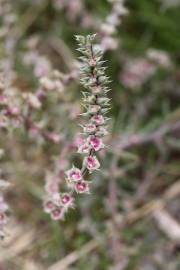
[[88, 135, 104, 151], [45, 180, 59, 195], [95, 126, 108, 137], [73, 135, 85, 148], [91, 114, 105, 125], [84, 155, 100, 171], [43, 199, 56, 214], [88, 105, 101, 114], [0, 95, 7, 105], [46, 132, 61, 143], [101, 36, 118, 51], [66, 166, 82, 181], [83, 123, 96, 133], [50, 207, 64, 220], [34, 57, 51, 78], [74, 180, 89, 193], [29, 126, 40, 137], [77, 142, 90, 154], [61, 193, 74, 208], [6, 106, 20, 116]]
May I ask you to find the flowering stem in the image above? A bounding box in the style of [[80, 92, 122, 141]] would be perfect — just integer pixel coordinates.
[[43, 34, 111, 220]]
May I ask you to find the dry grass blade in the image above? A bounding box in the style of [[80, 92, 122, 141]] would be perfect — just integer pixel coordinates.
[[153, 209, 180, 243], [0, 223, 35, 262]]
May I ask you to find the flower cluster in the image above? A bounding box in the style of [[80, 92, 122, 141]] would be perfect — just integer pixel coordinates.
[[120, 49, 172, 88], [42, 142, 75, 220], [99, 0, 128, 51], [44, 34, 111, 221], [52, 0, 128, 52], [23, 36, 78, 93], [53, 0, 83, 22]]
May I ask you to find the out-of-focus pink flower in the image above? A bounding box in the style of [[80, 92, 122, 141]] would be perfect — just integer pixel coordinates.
[[101, 23, 116, 35], [6, 105, 20, 116], [0, 95, 7, 105], [147, 49, 171, 67], [0, 196, 8, 211], [40, 77, 55, 91], [46, 132, 61, 143], [45, 180, 59, 195], [101, 36, 118, 51], [26, 93, 41, 109], [120, 58, 156, 88], [34, 57, 51, 78], [73, 135, 85, 148], [29, 126, 40, 137], [77, 142, 90, 154]]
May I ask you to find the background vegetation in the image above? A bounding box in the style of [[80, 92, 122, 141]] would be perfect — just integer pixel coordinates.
[[0, 0, 180, 269]]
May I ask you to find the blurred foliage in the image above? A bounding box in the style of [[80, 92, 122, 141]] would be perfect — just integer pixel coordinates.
[[0, 0, 180, 269]]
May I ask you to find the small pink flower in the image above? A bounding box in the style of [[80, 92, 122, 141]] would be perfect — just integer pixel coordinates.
[[88, 135, 104, 151], [83, 124, 96, 133], [88, 105, 101, 114], [61, 193, 74, 208], [91, 114, 105, 125], [73, 135, 85, 148], [34, 57, 51, 78], [45, 180, 59, 194], [66, 166, 82, 181], [74, 180, 89, 193], [0, 196, 8, 211], [50, 207, 64, 220], [46, 132, 61, 143], [29, 126, 40, 137], [95, 126, 108, 137], [77, 142, 90, 154], [0, 95, 7, 105], [6, 106, 20, 116], [43, 199, 55, 213], [84, 155, 100, 171]]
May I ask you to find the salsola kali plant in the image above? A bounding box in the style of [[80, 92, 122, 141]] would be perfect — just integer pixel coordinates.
[[43, 34, 111, 220]]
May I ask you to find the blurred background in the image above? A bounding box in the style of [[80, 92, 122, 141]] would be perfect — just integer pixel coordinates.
[[0, 0, 180, 269]]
